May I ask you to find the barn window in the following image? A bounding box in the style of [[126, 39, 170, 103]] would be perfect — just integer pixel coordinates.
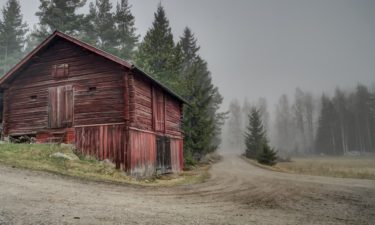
[[30, 95, 37, 100], [88, 87, 97, 92], [52, 64, 69, 78]]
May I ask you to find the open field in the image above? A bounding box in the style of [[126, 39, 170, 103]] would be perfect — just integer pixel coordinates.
[[0, 143, 209, 186], [275, 156, 375, 180]]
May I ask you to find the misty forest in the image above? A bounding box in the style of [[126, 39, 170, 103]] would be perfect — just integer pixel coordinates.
[[226, 85, 375, 157]]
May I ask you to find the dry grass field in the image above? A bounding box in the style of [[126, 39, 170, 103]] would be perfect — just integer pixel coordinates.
[[276, 156, 375, 180]]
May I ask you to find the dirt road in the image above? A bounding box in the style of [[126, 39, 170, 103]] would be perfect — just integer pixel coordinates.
[[1, 155, 374, 225]]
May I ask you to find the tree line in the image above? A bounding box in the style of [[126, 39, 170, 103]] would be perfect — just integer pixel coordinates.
[[0, 0, 226, 163], [227, 84, 375, 156]]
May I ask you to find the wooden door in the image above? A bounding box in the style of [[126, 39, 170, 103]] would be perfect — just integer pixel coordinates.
[[48, 85, 73, 128], [153, 88, 165, 132], [156, 136, 171, 174]]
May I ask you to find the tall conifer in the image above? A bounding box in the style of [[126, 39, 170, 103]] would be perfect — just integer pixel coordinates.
[[0, 0, 28, 75], [33, 0, 87, 41], [134, 5, 179, 88], [114, 0, 139, 60], [178, 27, 225, 157], [244, 108, 266, 158]]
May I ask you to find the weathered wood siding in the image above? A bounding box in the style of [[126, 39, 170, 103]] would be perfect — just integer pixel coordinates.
[[129, 73, 183, 138], [170, 138, 184, 173], [3, 37, 125, 136], [165, 95, 182, 137], [129, 74, 153, 131], [75, 124, 126, 169], [128, 129, 156, 177]]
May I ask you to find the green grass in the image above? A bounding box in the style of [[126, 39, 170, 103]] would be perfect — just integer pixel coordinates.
[[0, 143, 209, 186], [276, 156, 375, 180]]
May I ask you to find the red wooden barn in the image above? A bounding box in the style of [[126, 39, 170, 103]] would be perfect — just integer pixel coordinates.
[[0, 31, 186, 177]]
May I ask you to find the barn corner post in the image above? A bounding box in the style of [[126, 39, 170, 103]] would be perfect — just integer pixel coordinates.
[[1, 88, 9, 140], [123, 70, 130, 173]]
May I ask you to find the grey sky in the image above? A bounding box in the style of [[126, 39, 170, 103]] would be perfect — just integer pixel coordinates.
[[1, 0, 374, 110]]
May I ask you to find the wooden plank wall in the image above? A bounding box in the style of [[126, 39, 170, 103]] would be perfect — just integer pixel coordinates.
[[129, 73, 183, 138], [75, 124, 125, 169], [165, 95, 182, 137], [128, 74, 153, 131], [128, 129, 156, 177], [4, 38, 124, 135], [170, 138, 184, 173]]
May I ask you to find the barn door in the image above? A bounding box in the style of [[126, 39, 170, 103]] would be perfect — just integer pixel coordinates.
[[48, 85, 73, 128], [153, 88, 165, 132], [156, 136, 171, 174]]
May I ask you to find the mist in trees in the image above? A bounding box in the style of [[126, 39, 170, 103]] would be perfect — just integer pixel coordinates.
[[315, 85, 375, 155], [225, 84, 375, 156]]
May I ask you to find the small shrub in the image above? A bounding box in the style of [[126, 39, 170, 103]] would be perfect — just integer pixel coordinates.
[[184, 151, 197, 168], [257, 144, 277, 166]]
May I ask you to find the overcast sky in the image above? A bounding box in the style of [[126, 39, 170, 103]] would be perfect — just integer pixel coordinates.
[[1, 0, 374, 110]]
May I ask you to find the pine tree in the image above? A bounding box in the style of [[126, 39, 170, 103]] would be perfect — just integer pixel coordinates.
[[178, 27, 225, 157], [83, 0, 117, 54], [134, 4, 180, 88], [244, 107, 266, 159], [114, 0, 139, 60], [315, 94, 339, 155], [182, 56, 215, 156], [33, 0, 87, 41], [257, 140, 277, 166], [0, 0, 28, 75]]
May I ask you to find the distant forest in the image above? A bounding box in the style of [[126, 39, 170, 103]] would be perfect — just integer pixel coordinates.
[[226, 85, 375, 156], [0, 0, 226, 162]]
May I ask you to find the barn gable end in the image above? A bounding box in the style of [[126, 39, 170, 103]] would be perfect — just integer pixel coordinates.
[[0, 31, 185, 177]]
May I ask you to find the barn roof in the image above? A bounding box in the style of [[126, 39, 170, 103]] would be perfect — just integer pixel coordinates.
[[0, 30, 188, 104]]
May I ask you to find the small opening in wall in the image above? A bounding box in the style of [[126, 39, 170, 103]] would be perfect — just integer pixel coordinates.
[[88, 87, 97, 92], [30, 95, 37, 100]]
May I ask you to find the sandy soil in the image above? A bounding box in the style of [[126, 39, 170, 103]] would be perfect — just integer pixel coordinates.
[[0, 154, 374, 225]]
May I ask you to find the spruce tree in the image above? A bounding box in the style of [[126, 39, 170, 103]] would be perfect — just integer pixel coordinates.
[[257, 140, 277, 166], [315, 95, 338, 155], [244, 107, 266, 158], [83, 0, 117, 54], [0, 0, 28, 75], [178, 27, 225, 158], [33, 0, 87, 42], [114, 0, 139, 60], [134, 4, 180, 88]]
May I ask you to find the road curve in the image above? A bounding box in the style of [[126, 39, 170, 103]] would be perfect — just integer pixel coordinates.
[[0, 154, 374, 225]]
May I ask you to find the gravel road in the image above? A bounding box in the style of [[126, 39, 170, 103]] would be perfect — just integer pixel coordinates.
[[0, 154, 374, 225]]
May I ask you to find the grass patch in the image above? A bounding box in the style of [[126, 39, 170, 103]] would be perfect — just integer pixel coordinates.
[[0, 143, 209, 186], [243, 155, 375, 180], [276, 156, 375, 180]]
